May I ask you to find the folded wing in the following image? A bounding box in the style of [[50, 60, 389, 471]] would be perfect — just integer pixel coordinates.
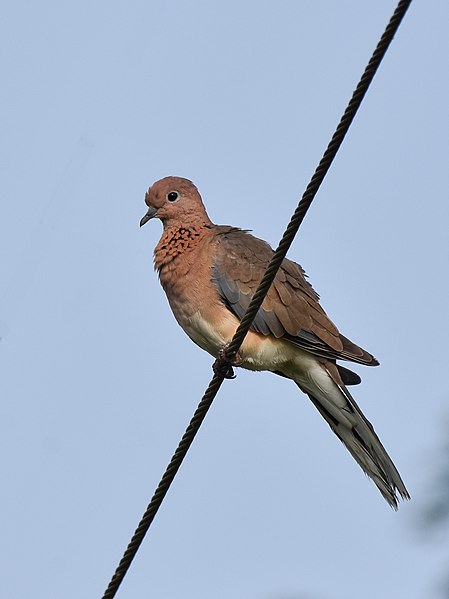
[[212, 227, 378, 368]]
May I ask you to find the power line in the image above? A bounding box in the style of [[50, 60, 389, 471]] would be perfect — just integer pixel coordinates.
[[101, 1, 413, 597]]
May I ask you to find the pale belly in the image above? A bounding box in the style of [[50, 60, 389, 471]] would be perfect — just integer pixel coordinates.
[[178, 307, 311, 375]]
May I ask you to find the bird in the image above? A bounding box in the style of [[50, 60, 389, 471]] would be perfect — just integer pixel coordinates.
[[140, 175, 410, 509]]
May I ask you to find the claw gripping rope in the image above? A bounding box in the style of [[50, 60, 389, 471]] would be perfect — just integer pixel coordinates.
[[101, 2, 412, 597]]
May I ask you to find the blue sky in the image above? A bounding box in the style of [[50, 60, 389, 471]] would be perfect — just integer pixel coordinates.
[[2, 2, 449, 598]]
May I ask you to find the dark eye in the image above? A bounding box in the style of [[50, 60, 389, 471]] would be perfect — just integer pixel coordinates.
[[167, 191, 179, 202]]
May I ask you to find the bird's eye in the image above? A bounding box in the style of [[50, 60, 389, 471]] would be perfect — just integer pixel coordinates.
[[167, 191, 179, 202]]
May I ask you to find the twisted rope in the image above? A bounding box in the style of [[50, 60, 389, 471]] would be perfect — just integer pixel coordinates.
[[101, 1, 412, 597]]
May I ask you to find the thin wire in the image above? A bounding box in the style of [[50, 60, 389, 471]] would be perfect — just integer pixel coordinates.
[[101, 1, 412, 597], [226, 0, 412, 359]]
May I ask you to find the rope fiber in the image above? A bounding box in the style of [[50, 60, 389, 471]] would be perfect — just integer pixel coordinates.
[[101, 1, 412, 597]]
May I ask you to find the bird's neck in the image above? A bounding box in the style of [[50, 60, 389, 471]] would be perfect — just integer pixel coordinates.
[[153, 224, 212, 274]]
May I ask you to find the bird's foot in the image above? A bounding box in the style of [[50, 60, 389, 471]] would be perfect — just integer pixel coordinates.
[[213, 345, 242, 379]]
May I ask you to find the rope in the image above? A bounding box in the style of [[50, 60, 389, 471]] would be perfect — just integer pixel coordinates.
[[101, 2, 412, 597]]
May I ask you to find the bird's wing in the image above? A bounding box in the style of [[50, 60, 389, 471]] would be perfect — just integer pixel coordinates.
[[212, 227, 378, 366]]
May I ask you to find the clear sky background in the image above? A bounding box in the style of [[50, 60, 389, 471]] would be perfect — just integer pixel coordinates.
[[2, 2, 449, 598]]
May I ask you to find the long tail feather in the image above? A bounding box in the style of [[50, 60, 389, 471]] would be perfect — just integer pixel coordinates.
[[294, 365, 410, 508]]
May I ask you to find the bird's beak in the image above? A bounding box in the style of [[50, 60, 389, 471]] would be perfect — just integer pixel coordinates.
[[140, 206, 159, 227]]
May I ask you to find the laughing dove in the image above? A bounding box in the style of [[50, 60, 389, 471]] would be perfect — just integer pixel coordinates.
[[140, 176, 409, 508]]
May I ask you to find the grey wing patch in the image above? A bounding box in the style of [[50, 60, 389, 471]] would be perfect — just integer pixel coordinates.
[[212, 262, 273, 335], [217, 276, 240, 304]]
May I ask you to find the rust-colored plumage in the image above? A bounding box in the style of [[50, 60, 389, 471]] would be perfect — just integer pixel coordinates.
[[141, 176, 410, 508]]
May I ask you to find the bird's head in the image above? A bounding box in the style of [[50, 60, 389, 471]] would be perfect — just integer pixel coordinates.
[[140, 176, 212, 229]]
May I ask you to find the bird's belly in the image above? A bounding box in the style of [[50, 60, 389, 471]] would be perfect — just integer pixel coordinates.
[[182, 311, 232, 357], [180, 309, 302, 374]]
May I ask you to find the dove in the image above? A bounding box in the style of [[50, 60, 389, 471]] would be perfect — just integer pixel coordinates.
[[140, 176, 409, 508]]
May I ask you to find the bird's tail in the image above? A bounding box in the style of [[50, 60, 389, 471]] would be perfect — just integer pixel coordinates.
[[294, 363, 410, 509]]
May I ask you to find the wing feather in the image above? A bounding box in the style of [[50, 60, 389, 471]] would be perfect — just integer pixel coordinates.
[[212, 227, 378, 366]]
